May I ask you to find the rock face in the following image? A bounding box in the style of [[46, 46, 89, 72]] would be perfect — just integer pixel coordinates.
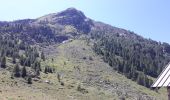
[[36, 8, 93, 33], [56, 8, 93, 33]]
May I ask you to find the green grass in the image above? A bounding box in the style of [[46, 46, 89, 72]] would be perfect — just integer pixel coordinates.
[[41, 39, 167, 100], [0, 39, 167, 100]]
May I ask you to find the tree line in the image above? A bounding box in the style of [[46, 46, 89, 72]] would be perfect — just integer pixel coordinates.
[[91, 31, 170, 88], [0, 34, 46, 84]]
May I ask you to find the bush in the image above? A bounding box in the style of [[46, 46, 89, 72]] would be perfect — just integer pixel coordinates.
[[27, 77, 32, 84], [83, 57, 87, 60], [44, 66, 53, 74], [57, 73, 61, 82], [60, 81, 64, 86], [77, 84, 88, 94], [89, 56, 93, 60]]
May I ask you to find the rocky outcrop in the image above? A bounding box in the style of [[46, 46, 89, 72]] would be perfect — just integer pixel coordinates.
[[36, 8, 93, 33]]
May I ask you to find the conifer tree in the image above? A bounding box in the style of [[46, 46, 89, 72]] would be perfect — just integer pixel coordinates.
[[12, 55, 16, 64], [27, 76, 32, 84], [41, 51, 45, 61], [44, 66, 48, 74], [1, 56, 6, 68], [20, 55, 25, 66], [35, 69, 40, 76], [22, 66, 27, 78], [14, 63, 20, 77], [137, 72, 145, 86]]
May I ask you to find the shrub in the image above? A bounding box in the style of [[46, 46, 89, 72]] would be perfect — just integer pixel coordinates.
[[27, 76, 32, 84], [77, 84, 88, 94]]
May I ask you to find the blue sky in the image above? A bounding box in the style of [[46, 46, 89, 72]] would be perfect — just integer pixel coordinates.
[[0, 0, 169, 43]]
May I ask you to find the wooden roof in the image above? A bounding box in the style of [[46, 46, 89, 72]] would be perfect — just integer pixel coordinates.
[[152, 62, 170, 87]]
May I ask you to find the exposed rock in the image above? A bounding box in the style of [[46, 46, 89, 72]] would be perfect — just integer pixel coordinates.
[[36, 8, 93, 33]]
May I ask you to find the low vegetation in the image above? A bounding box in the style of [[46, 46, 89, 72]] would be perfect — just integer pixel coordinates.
[[92, 30, 170, 88], [0, 35, 45, 84], [0, 8, 169, 100]]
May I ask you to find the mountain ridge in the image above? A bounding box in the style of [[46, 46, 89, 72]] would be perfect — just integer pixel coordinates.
[[0, 8, 170, 100], [0, 8, 168, 45]]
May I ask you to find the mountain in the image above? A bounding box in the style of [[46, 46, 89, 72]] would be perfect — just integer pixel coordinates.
[[36, 8, 93, 33], [0, 8, 163, 45], [0, 8, 169, 100]]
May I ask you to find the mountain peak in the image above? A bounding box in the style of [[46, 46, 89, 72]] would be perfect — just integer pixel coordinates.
[[56, 7, 86, 19], [36, 8, 93, 33]]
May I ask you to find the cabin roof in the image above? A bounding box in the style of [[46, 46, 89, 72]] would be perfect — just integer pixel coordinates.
[[152, 62, 170, 87]]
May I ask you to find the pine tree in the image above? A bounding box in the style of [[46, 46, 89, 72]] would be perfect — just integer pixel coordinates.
[[44, 66, 53, 74], [131, 66, 137, 81], [1, 56, 6, 68], [57, 73, 61, 82], [14, 63, 20, 77], [44, 66, 48, 74], [12, 55, 16, 64], [41, 51, 45, 61], [20, 55, 25, 66], [22, 66, 27, 78], [1, 49, 5, 57], [137, 72, 145, 86], [49, 67, 53, 73], [24, 58, 31, 67], [27, 76, 32, 84], [35, 69, 40, 76], [32, 60, 41, 72]]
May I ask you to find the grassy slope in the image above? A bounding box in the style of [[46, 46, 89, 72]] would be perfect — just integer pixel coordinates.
[[0, 39, 167, 100], [42, 39, 167, 100]]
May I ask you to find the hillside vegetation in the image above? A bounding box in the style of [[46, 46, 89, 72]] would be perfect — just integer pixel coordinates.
[[0, 8, 169, 100], [91, 28, 170, 87]]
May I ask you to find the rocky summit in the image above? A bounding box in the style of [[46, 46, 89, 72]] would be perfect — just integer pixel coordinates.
[[36, 8, 93, 33]]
